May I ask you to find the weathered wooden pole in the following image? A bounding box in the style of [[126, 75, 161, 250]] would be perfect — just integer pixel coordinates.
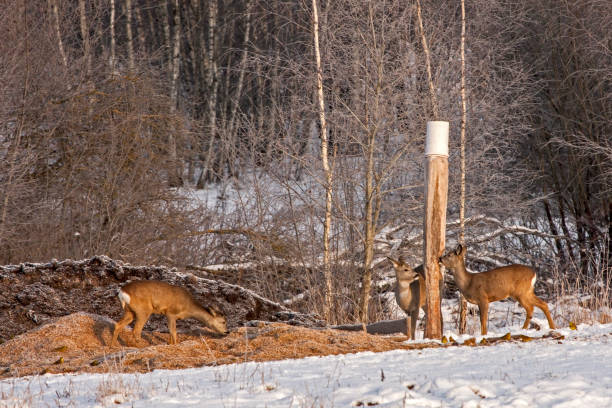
[[423, 121, 449, 339]]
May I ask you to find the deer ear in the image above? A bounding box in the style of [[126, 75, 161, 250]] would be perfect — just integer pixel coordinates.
[[455, 244, 463, 255], [386, 257, 398, 267], [460, 245, 467, 256], [398, 255, 405, 264]]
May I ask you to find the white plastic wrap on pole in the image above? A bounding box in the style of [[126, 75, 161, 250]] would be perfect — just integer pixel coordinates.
[[425, 121, 449, 157]]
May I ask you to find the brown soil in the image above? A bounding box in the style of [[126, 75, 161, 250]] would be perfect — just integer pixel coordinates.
[[0, 312, 566, 379], [0, 312, 433, 378]]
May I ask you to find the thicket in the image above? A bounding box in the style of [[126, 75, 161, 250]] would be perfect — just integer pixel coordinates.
[[0, 0, 609, 324]]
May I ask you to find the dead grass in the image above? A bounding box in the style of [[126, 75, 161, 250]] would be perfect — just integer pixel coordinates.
[[0, 313, 428, 379], [0, 312, 567, 379]]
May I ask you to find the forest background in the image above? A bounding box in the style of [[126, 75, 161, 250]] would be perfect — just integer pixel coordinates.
[[1, 0, 609, 326]]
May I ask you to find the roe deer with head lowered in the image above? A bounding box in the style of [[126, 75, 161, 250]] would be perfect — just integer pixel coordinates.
[[387, 257, 426, 339], [111, 280, 228, 346], [439, 244, 555, 335]]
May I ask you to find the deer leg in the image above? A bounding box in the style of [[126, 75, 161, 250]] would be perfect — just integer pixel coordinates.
[[409, 311, 418, 340], [517, 296, 534, 329], [404, 316, 411, 338], [478, 301, 489, 335], [132, 312, 151, 342], [533, 296, 556, 329], [111, 309, 134, 346], [167, 315, 178, 344]]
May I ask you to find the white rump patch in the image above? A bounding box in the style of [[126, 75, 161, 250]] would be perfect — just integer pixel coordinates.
[[118, 290, 131, 309], [531, 275, 537, 288]]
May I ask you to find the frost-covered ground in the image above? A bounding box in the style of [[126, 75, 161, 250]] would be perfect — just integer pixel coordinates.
[[1, 322, 610, 407]]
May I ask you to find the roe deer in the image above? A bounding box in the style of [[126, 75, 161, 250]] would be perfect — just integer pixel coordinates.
[[111, 280, 228, 346], [438, 244, 555, 335], [387, 257, 425, 339]]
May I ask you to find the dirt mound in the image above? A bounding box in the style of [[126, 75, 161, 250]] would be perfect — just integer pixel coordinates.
[[0, 256, 324, 343], [0, 312, 429, 378]]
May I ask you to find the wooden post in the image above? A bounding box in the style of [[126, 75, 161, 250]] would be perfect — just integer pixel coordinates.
[[423, 121, 449, 339]]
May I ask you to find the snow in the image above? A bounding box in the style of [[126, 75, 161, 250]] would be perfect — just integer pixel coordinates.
[[2, 323, 611, 407]]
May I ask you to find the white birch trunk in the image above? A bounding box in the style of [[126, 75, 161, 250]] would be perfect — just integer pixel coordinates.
[[200, 0, 219, 186], [458, 0, 468, 334], [415, 0, 438, 119], [167, 0, 182, 185], [125, 0, 135, 71], [110, 0, 116, 72], [78, 0, 91, 76], [51, 0, 68, 69], [312, 0, 334, 322]]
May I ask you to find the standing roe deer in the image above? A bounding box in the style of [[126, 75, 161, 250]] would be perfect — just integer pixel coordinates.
[[438, 244, 555, 335], [387, 257, 425, 339], [111, 280, 228, 346]]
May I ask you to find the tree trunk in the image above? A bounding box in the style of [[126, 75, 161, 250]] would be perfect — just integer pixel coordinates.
[[199, 0, 219, 187], [109, 0, 116, 71], [51, 0, 68, 69], [78, 0, 91, 77], [458, 0, 468, 335], [125, 0, 135, 71], [312, 0, 334, 323], [359, 126, 376, 326], [133, 3, 146, 54], [161, 0, 172, 75], [226, 0, 253, 178], [167, 0, 182, 186], [415, 0, 438, 119]]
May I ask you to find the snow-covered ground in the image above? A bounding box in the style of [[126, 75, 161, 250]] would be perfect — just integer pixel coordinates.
[[1, 323, 610, 407]]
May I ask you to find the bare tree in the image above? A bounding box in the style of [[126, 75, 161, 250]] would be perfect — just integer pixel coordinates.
[[458, 0, 468, 334], [311, 0, 334, 321], [50, 0, 68, 69], [109, 0, 116, 71], [125, 0, 135, 71], [415, 0, 439, 119], [199, 0, 219, 187], [78, 0, 91, 76]]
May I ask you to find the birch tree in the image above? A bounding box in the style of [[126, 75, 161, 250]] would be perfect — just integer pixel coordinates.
[[415, 0, 438, 119], [199, 0, 219, 187], [125, 0, 135, 71], [458, 0, 468, 334], [109, 0, 116, 71], [51, 0, 68, 69], [311, 0, 334, 321], [78, 0, 91, 77]]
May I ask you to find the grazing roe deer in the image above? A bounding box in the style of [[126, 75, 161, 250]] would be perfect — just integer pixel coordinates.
[[387, 257, 425, 339], [111, 280, 228, 346], [439, 244, 555, 335]]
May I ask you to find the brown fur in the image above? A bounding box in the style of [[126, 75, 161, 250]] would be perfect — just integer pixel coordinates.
[[439, 245, 555, 334], [111, 280, 228, 346]]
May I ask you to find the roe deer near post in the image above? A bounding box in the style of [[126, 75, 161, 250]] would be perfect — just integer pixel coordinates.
[[438, 244, 556, 335], [111, 280, 228, 346], [387, 257, 426, 339]]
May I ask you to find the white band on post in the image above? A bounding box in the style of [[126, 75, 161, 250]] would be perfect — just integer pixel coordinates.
[[425, 121, 449, 157]]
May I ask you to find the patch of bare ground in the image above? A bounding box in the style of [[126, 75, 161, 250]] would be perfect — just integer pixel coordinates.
[[0, 313, 566, 379], [0, 312, 426, 378]]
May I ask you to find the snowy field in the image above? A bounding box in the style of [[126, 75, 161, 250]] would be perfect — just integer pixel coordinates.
[[1, 323, 610, 407]]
